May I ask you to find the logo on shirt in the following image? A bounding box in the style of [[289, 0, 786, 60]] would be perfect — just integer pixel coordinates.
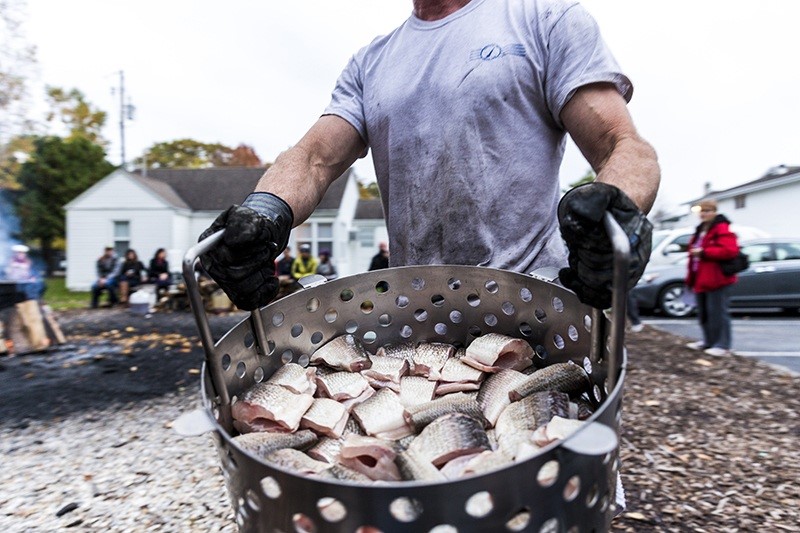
[[470, 44, 526, 61]]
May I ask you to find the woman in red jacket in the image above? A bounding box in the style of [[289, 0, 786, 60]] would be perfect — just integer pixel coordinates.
[[685, 199, 740, 356]]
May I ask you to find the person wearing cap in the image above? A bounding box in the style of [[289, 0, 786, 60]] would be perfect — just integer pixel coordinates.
[[316, 249, 338, 280], [291, 244, 318, 281], [368, 242, 389, 272], [91, 246, 120, 308], [685, 199, 740, 356], [5, 244, 33, 282]]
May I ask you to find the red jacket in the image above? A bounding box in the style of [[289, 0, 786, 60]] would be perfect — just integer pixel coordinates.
[[685, 215, 740, 293]]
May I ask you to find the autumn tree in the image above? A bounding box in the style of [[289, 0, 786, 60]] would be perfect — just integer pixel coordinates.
[[134, 140, 264, 169], [45, 86, 108, 146], [16, 136, 114, 273]]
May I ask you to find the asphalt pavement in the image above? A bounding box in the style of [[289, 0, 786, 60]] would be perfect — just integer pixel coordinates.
[[642, 312, 800, 375]]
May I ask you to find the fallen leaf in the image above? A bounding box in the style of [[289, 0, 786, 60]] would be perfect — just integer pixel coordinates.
[[130, 366, 138, 372], [188, 368, 200, 375], [694, 359, 713, 367]]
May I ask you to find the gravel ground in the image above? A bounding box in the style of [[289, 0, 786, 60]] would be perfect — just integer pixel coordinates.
[[0, 308, 798, 532]]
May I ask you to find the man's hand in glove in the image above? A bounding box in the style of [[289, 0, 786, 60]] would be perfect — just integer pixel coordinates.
[[198, 192, 293, 311], [558, 182, 652, 309]]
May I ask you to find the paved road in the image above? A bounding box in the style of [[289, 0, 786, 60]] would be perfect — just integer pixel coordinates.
[[642, 314, 800, 375]]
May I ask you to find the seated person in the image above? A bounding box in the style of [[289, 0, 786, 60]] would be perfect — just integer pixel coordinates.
[[118, 249, 148, 304], [91, 246, 119, 308], [148, 248, 173, 297]]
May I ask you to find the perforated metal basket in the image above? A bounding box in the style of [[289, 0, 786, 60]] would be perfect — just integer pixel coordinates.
[[178, 216, 630, 533]]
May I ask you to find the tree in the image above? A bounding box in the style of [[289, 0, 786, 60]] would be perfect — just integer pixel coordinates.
[[0, 0, 37, 146], [45, 86, 108, 146], [562, 169, 596, 193], [358, 180, 380, 199], [16, 136, 114, 273], [134, 139, 264, 169], [0, 134, 34, 189]]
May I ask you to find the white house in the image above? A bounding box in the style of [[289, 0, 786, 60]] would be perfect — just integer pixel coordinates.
[[64, 167, 387, 290]]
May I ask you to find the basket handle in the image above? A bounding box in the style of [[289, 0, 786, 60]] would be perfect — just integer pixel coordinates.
[[601, 211, 630, 393]]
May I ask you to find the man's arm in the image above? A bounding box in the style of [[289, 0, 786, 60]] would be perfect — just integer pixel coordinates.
[[561, 83, 660, 213], [254, 114, 367, 226]]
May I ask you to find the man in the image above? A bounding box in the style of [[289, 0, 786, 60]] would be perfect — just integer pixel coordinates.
[[291, 244, 318, 281], [368, 242, 389, 271], [200, 0, 660, 313], [91, 246, 119, 308]]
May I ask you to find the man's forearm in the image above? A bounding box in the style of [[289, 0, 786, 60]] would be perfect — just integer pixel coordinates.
[[594, 134, 660, 214]]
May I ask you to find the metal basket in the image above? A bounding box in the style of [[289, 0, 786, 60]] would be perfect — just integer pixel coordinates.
[[177, 215, 630, 533]]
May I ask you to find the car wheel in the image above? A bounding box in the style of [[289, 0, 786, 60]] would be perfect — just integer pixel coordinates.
[[658, 282, 695, 318]]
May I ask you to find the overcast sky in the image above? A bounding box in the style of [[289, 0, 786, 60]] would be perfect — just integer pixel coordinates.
[[22, 0, 800, 212]]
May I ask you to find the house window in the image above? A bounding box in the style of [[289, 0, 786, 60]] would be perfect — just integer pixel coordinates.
[[113, 221, 130, 257], [734, 194, 746, 209], [358, 227, 375, 248], [295, 221, 335, 256]]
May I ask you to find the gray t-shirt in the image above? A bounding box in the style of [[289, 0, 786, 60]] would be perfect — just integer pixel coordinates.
[[324, 0, 631, 273]]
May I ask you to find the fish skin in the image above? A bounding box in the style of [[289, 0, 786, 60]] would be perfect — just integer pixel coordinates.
[[361, 355, 409, 385], [300, 397, 350, 439], [310, 334, 372, 372], [412, 342, 454, 379], [398, 376, 437, 408], [316, 371, 371, 401], [265, 448, 331, 475], [439, 355, 484, 384], [231, 383, 314, 433], [231, 430, 318, 460], [405, 393, 487, 432], [315, 463, 373, 483], [462, 333, 534, 373], [407, 412, 490, 467], [352, 389, 413, 440], [494, 391, 569, 458], [476, 369, 529, 427], [508, 362, 590, 402], [266, 363, 317, 395], [376, 342, 417, 372]]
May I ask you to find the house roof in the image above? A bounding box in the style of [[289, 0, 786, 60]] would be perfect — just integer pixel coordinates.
[[689, 165, 800, 204], [132, 167, 353, 212], [354, 198, 385, 220]]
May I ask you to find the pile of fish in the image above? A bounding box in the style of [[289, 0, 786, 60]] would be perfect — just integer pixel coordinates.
[[229, 332, 596, 483]]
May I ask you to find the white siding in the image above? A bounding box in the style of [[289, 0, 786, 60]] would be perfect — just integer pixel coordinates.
[[717, 182, 800, 238]]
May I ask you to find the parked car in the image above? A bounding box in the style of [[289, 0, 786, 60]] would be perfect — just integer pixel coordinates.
[[648, 225, 769, 267], [632, 238, 800, 317]]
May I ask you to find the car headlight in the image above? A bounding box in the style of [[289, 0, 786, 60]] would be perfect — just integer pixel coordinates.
[[638, 272, 661, 285]]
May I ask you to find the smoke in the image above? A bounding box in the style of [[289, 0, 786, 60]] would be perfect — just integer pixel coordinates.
[[0, 189, 45, 279]]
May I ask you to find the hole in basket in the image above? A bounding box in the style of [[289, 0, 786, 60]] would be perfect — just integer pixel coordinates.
[[583, 357, 592, 375], [534, 308, 547, 323], [447, 278, 461, 290], [485, 280, 499, 294], [431, 294, 445, 307], [586, 484, 599, 508], [221, 354, 232, 371], [396, 295, 410, 308], [411, 277, 425, 291], [519, 322, 533, 337], [435, 323, 447, 336], [484, 313, 498, 327], [465, 491, 494, 518], [563, 475, 581, 501], [272, 312, 285, 327], [502, 301, 515, 315], [505, 508, 531, 532], [297, 354, 310, 366], [593, 384, 603, 403], [345, 320, 359, 334], [246, 489, 260, 512], [390, 497, 422, 522], [538, 517, 559, 533], [361, 300, 375, 314], [519, 287, 533, 302], [375, 280, 390, 293], [400, 325, 413, 339], [340, 289, 354, 302], [267, 340, 276, 355], [414, 309, 428, 322], [552, 297, 564, 313], [306, 298, 320, 312], [553, 334, 565, 350], [293, 513, 317, 533], [281, 350, 293, 365], [599, 494, 609, 513], [324, 308, 338, 323], [603, 452, 612, 465], [449, 310, 463, 324], [261, 476, 281, 499], [363, 331, 377, 344], [253, 366, 265, 383], [379, 313, 392, 326], [244, 331, 255, 348], [429, 526, 457, 533], [567, 325, 578, 342], [535, 345, 547, 360], [311, 331, 324, 344], [291, 323, 303, 338], [318, 497, 347, 522], [235, 361, 246, 379], [468, 325, 481, 338], [584, 314, 592, 332], [537, 460, 559, 487], [467, 293, 481, 307]]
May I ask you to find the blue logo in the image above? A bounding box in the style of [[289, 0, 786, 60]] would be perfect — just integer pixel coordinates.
[[470, 43, 526, 61]]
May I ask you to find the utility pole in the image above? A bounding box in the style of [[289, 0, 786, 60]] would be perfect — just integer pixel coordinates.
[[116, 70, 135, 170]]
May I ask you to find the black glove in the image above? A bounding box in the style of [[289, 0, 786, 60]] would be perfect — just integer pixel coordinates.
[[198, 192, 293, 310], [558, 182, 652, 309]]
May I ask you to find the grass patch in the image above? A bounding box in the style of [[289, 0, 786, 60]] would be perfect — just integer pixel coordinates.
[[44, 277, 90, 310]]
